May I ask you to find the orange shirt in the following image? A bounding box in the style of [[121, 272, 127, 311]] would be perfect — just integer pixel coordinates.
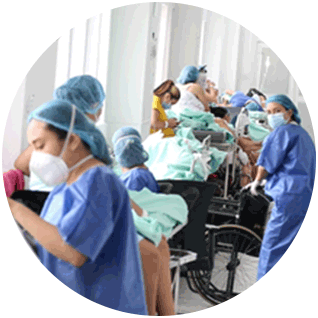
[[150, 95, 175, 138]]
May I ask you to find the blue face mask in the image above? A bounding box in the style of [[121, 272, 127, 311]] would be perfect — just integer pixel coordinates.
[[162, 102, 172, 110], [268, 112, 288, 129]]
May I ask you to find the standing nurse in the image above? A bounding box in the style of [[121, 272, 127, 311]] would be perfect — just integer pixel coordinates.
[[244, 94, 316, 280]]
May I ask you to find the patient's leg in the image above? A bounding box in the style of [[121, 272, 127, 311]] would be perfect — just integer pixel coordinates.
[[156, 236, 175, 316], [139, 239, 160, 315], [241, 163, 253, 187]]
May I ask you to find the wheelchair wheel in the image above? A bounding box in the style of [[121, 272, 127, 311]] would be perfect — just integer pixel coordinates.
[[187, 224, 262, 305]]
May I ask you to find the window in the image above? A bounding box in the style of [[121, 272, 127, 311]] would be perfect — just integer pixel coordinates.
[[54, 12, 112, 125]]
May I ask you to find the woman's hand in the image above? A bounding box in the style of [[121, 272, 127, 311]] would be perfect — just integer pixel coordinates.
[[168, 118, 179, 129]]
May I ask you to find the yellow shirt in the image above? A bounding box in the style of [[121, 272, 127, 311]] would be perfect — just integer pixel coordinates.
[[150, 95, 175, 138]]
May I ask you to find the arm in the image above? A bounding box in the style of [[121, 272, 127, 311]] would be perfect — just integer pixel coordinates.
[[255, 165, 268, 181], [204, 81, 218, 104], [130, 199, 143, 217], [14, 146, 33, 176], [214, 118, 235, 134], [187, 83, 210, 111], [8, 198, 87, 267], [150, 109, 178, 130], [238, 137, 262, 152]]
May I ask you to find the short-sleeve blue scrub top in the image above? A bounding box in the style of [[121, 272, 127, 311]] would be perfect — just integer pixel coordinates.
[[256, 123, 316, 280], [36, 166, 148, 315], [120, 168, 160, 193]]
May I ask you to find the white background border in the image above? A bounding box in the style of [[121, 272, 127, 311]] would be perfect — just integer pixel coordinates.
[[1, 1, 317, 317]]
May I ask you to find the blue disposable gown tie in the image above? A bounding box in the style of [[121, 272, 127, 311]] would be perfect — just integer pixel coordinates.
[[120, 168, 160, 193], [36, 166, 148, 315], [256, 124, 316, 280]]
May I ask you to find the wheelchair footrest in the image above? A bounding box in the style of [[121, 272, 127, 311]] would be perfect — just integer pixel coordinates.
[[169, 249, 197, 269]]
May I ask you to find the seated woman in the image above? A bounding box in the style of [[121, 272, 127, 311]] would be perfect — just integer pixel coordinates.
[[14, 74, 106, 192], [112, 126, 175, 316], [113, 127, 160, 193], [8, 99, 148, 314], [174, 65, 218, 114], [150, 79, 181, 138]]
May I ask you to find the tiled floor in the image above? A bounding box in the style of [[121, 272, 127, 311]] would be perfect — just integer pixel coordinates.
[[177, 277, 214, 314]]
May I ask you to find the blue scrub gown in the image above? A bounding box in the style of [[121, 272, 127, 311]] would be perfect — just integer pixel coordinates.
[[36, 166, 148, 315], [120, 168, 160, 193], [256, 123, 316, 280]]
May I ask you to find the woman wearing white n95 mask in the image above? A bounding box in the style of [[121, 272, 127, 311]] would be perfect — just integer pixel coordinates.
[[8, 100, 148, 315], [243, 94, 315, 281]]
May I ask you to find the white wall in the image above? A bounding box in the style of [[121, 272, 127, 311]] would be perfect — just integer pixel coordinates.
[[2, 41, 58, 172], [21, 41, 58, 151], [236, 27, 259, 92], [104, 3, 156, 142], [2, 80, 26, 172], [167, 4, 203, 81], [2, 2, 314, 171]]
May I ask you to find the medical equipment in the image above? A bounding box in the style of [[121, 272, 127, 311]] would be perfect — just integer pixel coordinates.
[[11, 190, 50, 254], [160, 107, 274, 307], [159, 179, 270, 307]]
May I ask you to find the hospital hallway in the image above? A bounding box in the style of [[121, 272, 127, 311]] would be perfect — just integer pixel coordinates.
[[177, 278, 213, 313], [2, 1, 316, 317]]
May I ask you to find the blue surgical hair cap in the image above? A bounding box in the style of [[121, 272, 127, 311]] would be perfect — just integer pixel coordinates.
[[53, 75, 106, 114], [28, 99, 112, 165], [176, 66, 200, 84], [245, 102, 264, 112], [112, 127, 149, 168], [266, 94, 301, 124]]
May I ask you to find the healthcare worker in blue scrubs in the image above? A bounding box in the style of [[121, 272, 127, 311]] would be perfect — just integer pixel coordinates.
[[112, 126, 160, 193], [8, 100, 148, 315], [244, 94, 316, 280]]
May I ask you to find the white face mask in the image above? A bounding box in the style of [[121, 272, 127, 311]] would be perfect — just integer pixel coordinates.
[[196, 72, 208, 90], [29, 105, 93, 187]]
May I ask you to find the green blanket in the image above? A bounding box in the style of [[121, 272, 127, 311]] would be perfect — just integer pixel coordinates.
[[166, 108, 234, 144], [143, 128, 227, 181], [129, 188, 188, 246], [248, 112, 271, 141]]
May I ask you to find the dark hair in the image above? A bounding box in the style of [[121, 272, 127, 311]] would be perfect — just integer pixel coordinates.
[[210, 107, 228, 119], [46, 124, 91, 152], [153, 80, 180, 101]]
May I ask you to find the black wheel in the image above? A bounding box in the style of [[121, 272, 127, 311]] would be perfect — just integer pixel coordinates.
[[186, 224, 262, 305]]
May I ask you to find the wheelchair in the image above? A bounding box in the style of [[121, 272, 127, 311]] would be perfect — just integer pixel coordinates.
[[159, 108, 272, 306]]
